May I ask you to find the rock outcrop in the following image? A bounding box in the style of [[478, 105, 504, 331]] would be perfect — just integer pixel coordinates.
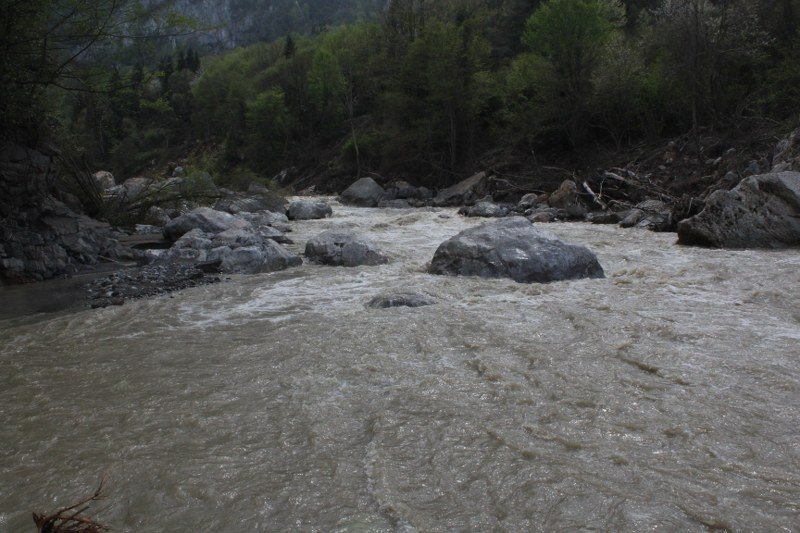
[[340, 177, 386, 207], [305, 230, 389, 267], [1, 143, 136, 282], [429, 217, 605, 283], [677, 172, 800, 248]]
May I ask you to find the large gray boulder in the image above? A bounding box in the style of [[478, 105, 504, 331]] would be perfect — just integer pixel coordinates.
[[429, 217, 605, 283], [677, 172, 800, 248], [340, 177, 386, 207], [305, 230, 389, 267], [207, 241, 302, 274], [287, 200, 333, 220], [163, 227, 300, 274], [163, 207, 252, 241], [433, 172, 488, 207]]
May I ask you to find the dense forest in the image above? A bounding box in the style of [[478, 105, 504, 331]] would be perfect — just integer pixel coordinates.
[[3, 0, 800, 193]]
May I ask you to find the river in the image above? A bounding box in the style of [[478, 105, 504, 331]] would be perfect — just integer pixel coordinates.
[[1, 199, 799, 531]]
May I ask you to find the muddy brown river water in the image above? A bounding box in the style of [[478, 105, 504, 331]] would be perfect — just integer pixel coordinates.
[[1, 200, 799, 531]]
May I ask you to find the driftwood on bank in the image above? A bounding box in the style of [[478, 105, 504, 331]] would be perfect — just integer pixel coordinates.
[[33, 475, 111, 533]]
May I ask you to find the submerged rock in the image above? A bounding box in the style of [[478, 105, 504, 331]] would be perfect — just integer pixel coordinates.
[[287, 200, 333, 220], [305, 230, 389, 267], [340, 177, 386, 207], [367, 292, 436, 309], [677, 171, 800, 248], [429, 217, 605, 283]]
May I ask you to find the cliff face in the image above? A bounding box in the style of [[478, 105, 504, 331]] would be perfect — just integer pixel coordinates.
[[145, 0, 385, 50]]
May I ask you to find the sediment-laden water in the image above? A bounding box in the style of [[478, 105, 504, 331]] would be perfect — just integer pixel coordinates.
[[1, 200, 799, 531]]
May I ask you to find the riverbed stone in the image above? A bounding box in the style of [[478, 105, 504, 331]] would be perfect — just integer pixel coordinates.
[[163, 207, 252, 241], [340, 177, 386, 207], [367, 292, 436, 309], [305, 230, 389, 267], [677, 171, 800, 248], [287, 200, 333, 220], [429, 217, 605, 283], [207, 241, 302, 274]]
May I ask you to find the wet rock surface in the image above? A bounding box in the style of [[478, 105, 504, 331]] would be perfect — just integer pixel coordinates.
[[163, 207, 253, 241], [367, 292, 436, 308], [430, 217, 605, 283], [287, 200, 333, 220], [340, 177, 386, 207], [677, 171, 800, 248], [305, 230, 389, 267]]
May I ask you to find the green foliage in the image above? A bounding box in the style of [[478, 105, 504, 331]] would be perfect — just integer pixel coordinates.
[[9, 0, 800, 191], [521, 0, 624, 145]]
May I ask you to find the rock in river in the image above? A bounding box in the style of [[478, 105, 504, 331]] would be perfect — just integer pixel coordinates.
[[305, 230, 389, 267], [677, 171, 800, 248], [429, 217, 605, 283], [367, 292, 436, 309], [287, 200, 333, 220], [340, 177, 386, 207]]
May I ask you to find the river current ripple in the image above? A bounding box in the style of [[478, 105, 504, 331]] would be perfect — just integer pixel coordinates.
[[1, 199, 799, 531]]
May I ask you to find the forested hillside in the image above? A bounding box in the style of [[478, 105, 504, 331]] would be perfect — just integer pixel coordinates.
[[4, 0, 800, 193]]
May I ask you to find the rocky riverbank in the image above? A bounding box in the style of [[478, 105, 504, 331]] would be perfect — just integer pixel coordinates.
[[2, 129, 799, 311]]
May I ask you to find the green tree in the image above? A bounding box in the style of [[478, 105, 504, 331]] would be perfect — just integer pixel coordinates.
[[521, 0, 624, 146]]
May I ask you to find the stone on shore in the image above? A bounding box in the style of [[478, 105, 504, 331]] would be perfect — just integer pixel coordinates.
[[305, 230, 389, 267], [677, 171, 800, 248], [163, 207, 252, 241], [433, 172, 488, 207], [429, 217, 605, 283]]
